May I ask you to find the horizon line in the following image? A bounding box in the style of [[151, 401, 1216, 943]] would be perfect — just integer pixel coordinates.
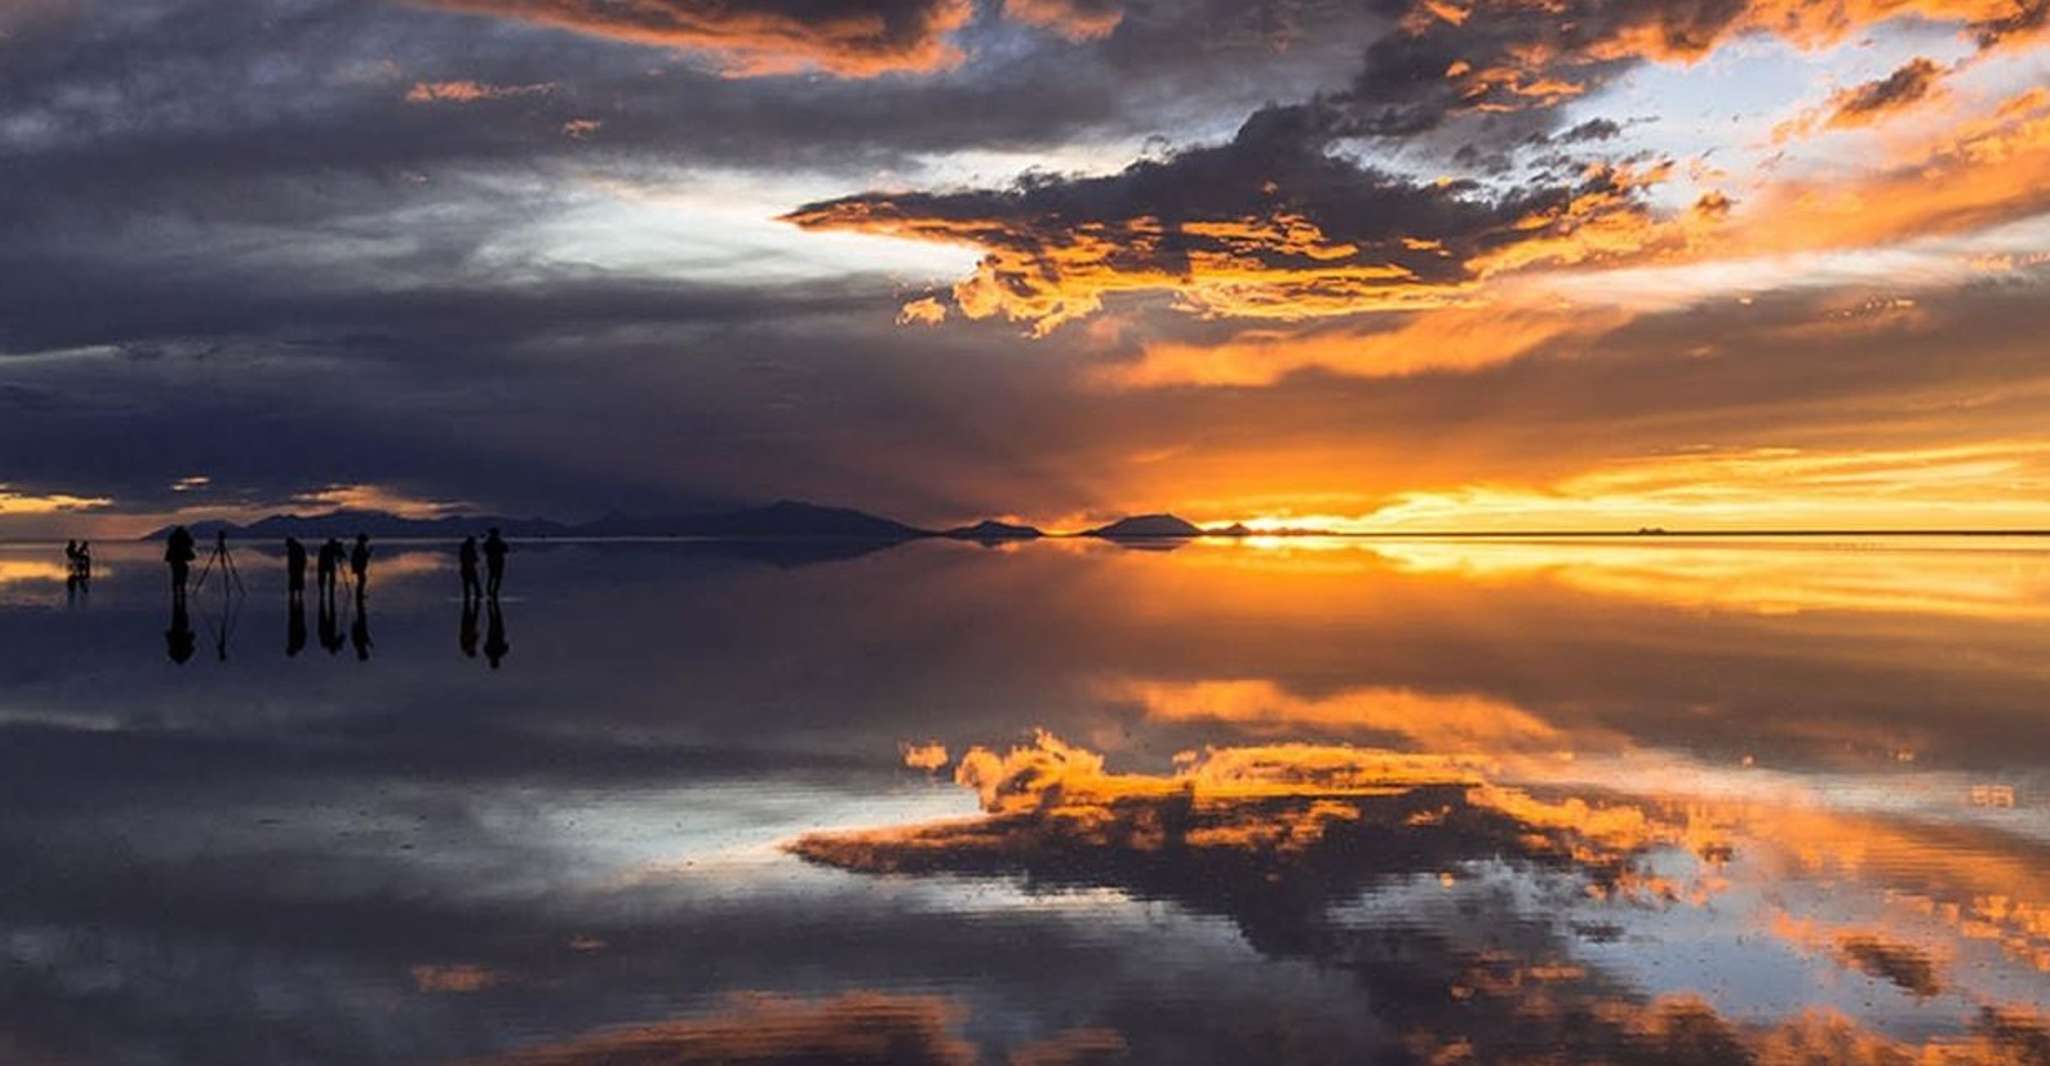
[[5, 527, 2050, 547]]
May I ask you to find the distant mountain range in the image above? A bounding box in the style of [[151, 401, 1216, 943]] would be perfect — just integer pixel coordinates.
[[143, 502, 1258, 543]]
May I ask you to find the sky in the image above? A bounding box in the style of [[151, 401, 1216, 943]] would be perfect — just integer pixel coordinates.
[[3, 0, 2050, 536]]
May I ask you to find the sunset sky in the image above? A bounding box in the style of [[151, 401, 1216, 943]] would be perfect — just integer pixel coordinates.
[[4, 0, 2050, 536]]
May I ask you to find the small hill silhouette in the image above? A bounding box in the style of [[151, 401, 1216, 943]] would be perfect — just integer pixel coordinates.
[[943, 520, 1044, 541], [1087, 514, 1205, 539]]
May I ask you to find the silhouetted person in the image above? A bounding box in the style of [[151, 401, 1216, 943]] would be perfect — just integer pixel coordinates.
[[349, 534, 371, 599], [318, 593, 344, 655], [285, 537, 307, 599], [483, 528, 509, 598], [165, 526, 197, 602], [63, 540, 89, 604], [351, 600, 373, 662], [316, 537, 341, 598], [458, 536, 481, 600], [166, 598, 195, 664], [286, 594, 307, 657], [484, 597, 509, 669], [460, 594, 480, 658]]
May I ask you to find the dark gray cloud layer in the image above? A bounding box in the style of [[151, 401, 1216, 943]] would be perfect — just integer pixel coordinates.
[[3, 0, 2048, 530]]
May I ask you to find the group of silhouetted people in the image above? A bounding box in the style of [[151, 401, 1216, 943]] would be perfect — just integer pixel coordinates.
[[277, 534, 372, 601], [459, 529, 511, 600], [155, 525, 511, 667], [459, 529, 511, 668]]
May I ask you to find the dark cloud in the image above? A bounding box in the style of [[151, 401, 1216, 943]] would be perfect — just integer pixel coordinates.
[[786, 101, 1672, 331], [1826, 56, 1945, 129], [422, 0, 976, 77], [477, 992, 981, 1064]]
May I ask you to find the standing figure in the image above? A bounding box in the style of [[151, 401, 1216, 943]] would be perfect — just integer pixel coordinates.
[[75, 541, 90, 580], [165, 526, 197, 602], [63, 540, 80, 575], [482, 527, 509, 598], [349, 534, 372, 599], [285, 537, 308, 600], [458, 536, 481, 601], [317, 538, 343, 598]]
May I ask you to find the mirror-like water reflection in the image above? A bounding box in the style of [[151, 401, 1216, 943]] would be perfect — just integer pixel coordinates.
[[2, 536, 2048, 1063]]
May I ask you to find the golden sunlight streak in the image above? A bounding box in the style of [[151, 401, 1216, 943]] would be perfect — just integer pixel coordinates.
[[1217, 441, 2050, 535], [1092, 300, 1631, 387], [1097, 678, 1576, 752]]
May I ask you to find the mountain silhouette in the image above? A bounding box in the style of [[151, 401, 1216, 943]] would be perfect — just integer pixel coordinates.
[[146, 501, 930, 542], [143, 510, 571, 541], [586, 501, 930, 539], [942, 520, 1044, 541], [1087, 513, 1205, 539], [144, 502, 1275, 544]]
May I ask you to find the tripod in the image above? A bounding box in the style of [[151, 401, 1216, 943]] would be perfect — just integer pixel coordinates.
[[192, 532, 245, 596]]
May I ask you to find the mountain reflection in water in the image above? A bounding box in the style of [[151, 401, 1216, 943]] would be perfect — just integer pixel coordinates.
[[1, 536, 2048, 1064]]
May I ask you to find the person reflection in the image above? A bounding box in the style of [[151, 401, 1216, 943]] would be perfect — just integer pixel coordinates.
[[484, 597, 509, 669], [285, 537, 307, 601], [165, 598, 195, 664], [458, 535, 481, 602], [350, 599, 373, 662], [286, 594, 307, 657], [165, 525, 196, 603], [460, 594, 480, 659], [318, 593, 345, 656]]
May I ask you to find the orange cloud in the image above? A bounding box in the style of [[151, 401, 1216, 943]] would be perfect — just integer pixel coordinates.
[[900, 739, 950, 770], [404, 80, 555, 103], [1098, 678, 1573, 752], [421, 0, 975, 78], [1093, 298, 1630, 387], [795, 731, 1708, 891], [478, 991, 977, 1064], [1730, 85, 2050, 258], [0, 485, 112, 516], [410, 963, 500, 993], [1825, 57, 1948, 130], [896, 295, 947, 326], [1002, 0, 1122, 40]]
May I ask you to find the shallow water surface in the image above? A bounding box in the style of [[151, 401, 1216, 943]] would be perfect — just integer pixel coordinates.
[[3, 535, 2050, 1063]]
